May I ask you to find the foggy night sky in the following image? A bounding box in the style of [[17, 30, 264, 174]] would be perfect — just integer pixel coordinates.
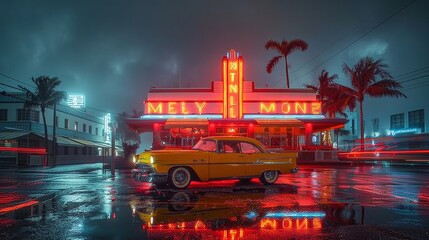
[[1, 0, 428, 116]]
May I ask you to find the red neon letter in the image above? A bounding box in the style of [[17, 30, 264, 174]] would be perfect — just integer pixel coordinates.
[[260, 219, 277, 229], [281, 102, 291, 114], [181, 102, 189, 114], [295, 102, 307, 114], [282, 218, 293, 229], [148, 103, 162, 114], [311, 102, 321, 114], [296, 218, 308, 230], [195, 102, 206, 115], [168, 102, 177, 114], [313, 218, 322, 229], [229, 84, 238, 93], [260, 103, 276, 113]]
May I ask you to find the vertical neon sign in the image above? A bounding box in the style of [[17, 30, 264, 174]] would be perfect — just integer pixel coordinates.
[[223, 49, 243, 119]]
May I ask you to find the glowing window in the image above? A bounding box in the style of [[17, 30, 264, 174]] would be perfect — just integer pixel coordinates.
[[219, 141, 240, 153], [193, 139, 217, 152], [240, 142, 262, 154]]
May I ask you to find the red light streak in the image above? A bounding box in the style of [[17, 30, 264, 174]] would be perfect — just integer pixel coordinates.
[[0, 147, 46, 154], [339, 149, 429, 160], [0, 200, 39, 214]]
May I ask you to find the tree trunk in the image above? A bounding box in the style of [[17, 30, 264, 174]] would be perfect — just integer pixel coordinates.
[[359, 101, 364, 151], [52, 104, 57, 167], [41, 108, 49, 165], [284, 56, 290, 88]]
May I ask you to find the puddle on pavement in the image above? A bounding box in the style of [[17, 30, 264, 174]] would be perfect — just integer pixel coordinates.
[[1, 184, 428, 239]]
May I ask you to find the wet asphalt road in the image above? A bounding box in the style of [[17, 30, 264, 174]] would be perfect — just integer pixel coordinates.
[[0, 163, 428, 240]]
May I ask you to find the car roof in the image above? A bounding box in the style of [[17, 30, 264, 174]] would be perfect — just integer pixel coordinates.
[[202, 136, 262, 144]]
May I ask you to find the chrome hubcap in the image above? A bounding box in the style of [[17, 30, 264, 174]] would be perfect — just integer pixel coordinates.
[[173, 169, 189, 186], [265, 171, 277, 182]]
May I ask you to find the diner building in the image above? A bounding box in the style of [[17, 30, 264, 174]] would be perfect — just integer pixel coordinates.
[[127, 50, 347, 152]]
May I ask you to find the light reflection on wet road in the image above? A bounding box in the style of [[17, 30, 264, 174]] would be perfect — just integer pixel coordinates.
[[0, 164, 429, 239]]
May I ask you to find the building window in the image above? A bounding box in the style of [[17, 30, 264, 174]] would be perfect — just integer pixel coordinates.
[[74, 121, 78, 131], [89, 125, 92, 134], [0, 109, 7, 121], [65, 119, 69, 129], [408, 109, 424, 131], [390, 113, 404, 129], [83, 124, 86, 133], [16, 109, 39, 122], [96, 127, 98, 136]]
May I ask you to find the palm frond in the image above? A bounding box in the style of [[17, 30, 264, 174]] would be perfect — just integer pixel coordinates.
[[366, 80, 407, 98], [265, 40, 283, 55], [266, 55, 282, 73], [285, 39, 308, 55]]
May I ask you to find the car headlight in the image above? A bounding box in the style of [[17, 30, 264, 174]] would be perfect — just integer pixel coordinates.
[[150, 156, 155, 164], [132, 155, 139, 163]]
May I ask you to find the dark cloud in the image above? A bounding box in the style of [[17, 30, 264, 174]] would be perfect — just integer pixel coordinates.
[[1, 0, 428, 114]]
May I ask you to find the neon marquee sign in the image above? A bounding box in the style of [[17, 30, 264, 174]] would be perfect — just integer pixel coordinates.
[[145, 101, 321, 115], [143, 49, 322, 119], [223, 49, 243, 119]]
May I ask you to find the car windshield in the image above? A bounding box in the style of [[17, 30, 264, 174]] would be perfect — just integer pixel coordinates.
[[192, 139, 217, 152]]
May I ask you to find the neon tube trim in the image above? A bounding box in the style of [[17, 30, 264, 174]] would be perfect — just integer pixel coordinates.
[[264, 211, 326, 218], [243, 114, 325, 119], [140, 114, 223, 119]]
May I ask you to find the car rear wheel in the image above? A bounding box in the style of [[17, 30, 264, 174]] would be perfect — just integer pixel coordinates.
[[259, 170, 278, 185], [168, 167, 191, 189]]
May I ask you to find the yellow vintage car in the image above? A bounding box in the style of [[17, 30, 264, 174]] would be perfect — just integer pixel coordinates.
[[131, 136, 298, 189]]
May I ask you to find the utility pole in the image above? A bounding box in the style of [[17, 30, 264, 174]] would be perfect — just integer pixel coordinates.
[[111, 122, 117, 176]]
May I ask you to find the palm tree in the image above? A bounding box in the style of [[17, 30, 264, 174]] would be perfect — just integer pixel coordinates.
[[305, 70, 340, 117], [265, 39, 308, 88], [332, 57, 406, 151], [19, 76, 67, 160], [304, 70, 354, 145], [116, 111, 141, 161]]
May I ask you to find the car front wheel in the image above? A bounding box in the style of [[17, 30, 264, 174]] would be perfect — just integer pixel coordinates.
[[168, 167, 191, 189], [259, 170, 279, 185]]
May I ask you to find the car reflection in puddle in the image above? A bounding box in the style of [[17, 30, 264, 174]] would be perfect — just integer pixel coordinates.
[[132, 184, 363, 239]]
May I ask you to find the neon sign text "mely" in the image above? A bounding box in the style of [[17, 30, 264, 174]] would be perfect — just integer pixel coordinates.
[[148, 102, 207, 114]]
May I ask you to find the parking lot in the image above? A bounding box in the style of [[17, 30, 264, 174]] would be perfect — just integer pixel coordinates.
[[1, 163, 429, 239]]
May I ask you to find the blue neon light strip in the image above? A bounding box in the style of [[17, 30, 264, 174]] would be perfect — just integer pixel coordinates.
[[264, 211, 326, 218], [244, 211, 258, 219], [140, 114, 223, 119], [243, 114, 325, 119]]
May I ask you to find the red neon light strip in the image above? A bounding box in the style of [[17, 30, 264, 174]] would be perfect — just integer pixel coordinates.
[[0, 200, 39, 214], [239, 57, 243, 119], [0, 147, 46, 154], [222, 57, 227, 119]]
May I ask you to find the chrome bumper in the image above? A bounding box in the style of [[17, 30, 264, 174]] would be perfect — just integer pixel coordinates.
[[291, 167, 299, 173], [131, 166, 168, 183]]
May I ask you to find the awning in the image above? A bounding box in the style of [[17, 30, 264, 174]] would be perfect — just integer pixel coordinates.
[[255, 119, 303, 127], [0, 131, 30, 140], [55, 136, 84, 147], [164, 119, 209, 128], [66, 138, 104, 148]]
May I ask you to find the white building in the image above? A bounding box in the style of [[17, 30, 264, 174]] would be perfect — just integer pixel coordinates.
[[0, 92, 115, 166]]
